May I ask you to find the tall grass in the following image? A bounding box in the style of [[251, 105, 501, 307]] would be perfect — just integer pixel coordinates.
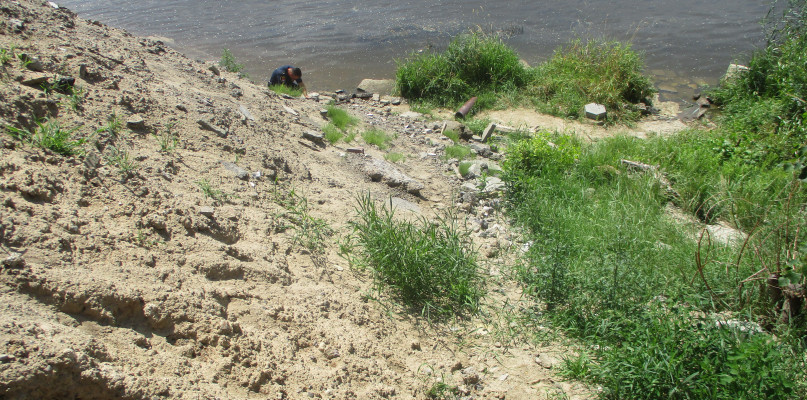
[[396, 33, 527, 110], [503, 132, 805, 398], [348, 194, 483, 318], [395, 34, 655, 123], [326, 105, 359, 131]]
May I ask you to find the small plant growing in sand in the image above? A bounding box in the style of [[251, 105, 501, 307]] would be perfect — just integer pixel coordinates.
[[384, 152, 405, 163], [58, 85, 84, 112], [362, 128, 393, 150], [105, 145, 138, 175], [322, 123, 344, 144], [326, 105, 359, 131], [458, 161, 473, 176], [0, 45, 16, 65], [6, 118, 85, 156], [219, 48, 244, 73], [442, 129, 460, 144], [96, 111, 123, 138], [272, 184, 333, 253], [196, 179, 234, 203], [154, 122, 178, 152]]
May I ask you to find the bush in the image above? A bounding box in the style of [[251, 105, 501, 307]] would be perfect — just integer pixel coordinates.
[[501, 131, 580, 178], [349, 194, 483, 318]]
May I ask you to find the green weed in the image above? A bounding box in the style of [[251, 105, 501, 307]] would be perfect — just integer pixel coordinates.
[[96, 111, 123, 138], [444, 144, 473, 160], [105, 145, 138, 175], [268, 83, 302, 97], [362, 128, 393, 149], [323, 123, 344, 144], [384, 152, 405, 163], [154, 122, 178, 152], [196, 179, 234, 203], [349, 193, 483, 318], [326, 105, 359, 131], [219, 48, 244, 73], [272, 184, 332, 253], [6, 118, 85, 156], [443, 129, 460, 144]]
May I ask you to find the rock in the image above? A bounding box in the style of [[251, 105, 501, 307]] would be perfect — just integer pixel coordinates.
[[302, 130, 325, 145], [536, 354, 559, 369], [197, 119, 228, 138], [469, 143, 492, 158], [282, 105, 298, 116], [3, 253, 25, 269], [585, 103, 607, 120], [20, 73, 50, 88], [390, 97, 402, 105], [220, 161, 250, 180], [389, 197, 421, 214], [353, 92, 373, 100], [399, 111, 422, 120], [724, 63, 749, 82], [461, 367, 480, 385], [238, 104, 255, 121], [410, 340, 421, 351], [357, 79, 395, 96], [208, 64, 220, 76], [346, 147, 364, 154], [199, 206, 215, 217], [0, 354, 16, 363], [9, 19, 24, 33], [176, 104, 187, 112], [19, 53, 44, 72], [481, 177, 504, 193], [319, 109, 328, 119], [481, 122, 496, 142], [126, 114, 146, 130], [362, 157, 425, 196]]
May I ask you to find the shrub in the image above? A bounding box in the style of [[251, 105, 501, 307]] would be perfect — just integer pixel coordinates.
[[349, 194, 483, 318], [501, 131, 580, 178], [219, 48, 244, 73]]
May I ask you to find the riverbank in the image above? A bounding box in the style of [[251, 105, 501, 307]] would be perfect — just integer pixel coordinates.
[[1, 1, 673, 398]]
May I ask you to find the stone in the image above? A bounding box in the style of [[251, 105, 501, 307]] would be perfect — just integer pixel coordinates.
[[199, 206, 215, 217], [362, 157, 425, 196], [389, 197, 421, 214], [346, 147, 364, 154], [319, 109, 328, 118], [399, 111, 422, 120], [390, 97, 402, 105], [481, 177, 504, 193], [585, 103, 607, 120], [19, 54, 44, 72], [238, 104, 254, 121], [282, 105, 298, 116], [208, 64, 220, 76], [469, 143, 492, 158], [481, 122, 496, 142], [724, 63, 749, 81], [302, 130, 325, 145], [126, 114, 146, 130], [20, 73, 50, 87], [220, 161, 249, 180], [9, 19, 24, 33], [197, 119, 228, 138], [352, 92, 372, 99], [3, 253, 25, 269], [356, 79, 395, 96], [0, 354, 16, 363]]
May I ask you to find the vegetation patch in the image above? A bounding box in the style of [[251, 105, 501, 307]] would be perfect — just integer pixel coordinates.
[[348, 194, 483, 318], [6, 118, 85, 156], [219, 48, 244, 73], [326, 105, 359, 131], [362, 128, 393, 150]]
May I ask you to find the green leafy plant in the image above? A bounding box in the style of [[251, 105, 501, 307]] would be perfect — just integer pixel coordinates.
[[362, 128, 393, 150], [272, 184, 333, 253], [443, 129, 460, 144], [349, 193, 483, 318], [6, 118, 85, 156], [219, 48, 244, 73]]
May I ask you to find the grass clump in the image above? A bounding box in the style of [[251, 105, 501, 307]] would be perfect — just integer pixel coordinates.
[[322, 123, 344, 144], [196, 179, 235, 204], [326, 105, 359, 131], [384, 152, 405, 163], [268, 83, 302, 97], [395, 34, 654, 123], [528, 39, 656, 122], [105, 145, 138, 175], [396, 33, 527, 110], [444, 144, 473, 160], [6, 118, 85, 156], [219, 48, 244, 73], [348, 194, 483, 318], [153, 122, 178, 153], [362, 128, 393, 149]]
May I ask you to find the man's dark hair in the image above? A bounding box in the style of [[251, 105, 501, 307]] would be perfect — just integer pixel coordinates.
[[291, 67, 302, 78]]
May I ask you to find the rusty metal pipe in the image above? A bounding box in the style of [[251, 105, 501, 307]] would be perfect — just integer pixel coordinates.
[[454, 96, 477, 119]]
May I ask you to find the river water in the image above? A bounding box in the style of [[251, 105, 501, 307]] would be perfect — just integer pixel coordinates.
[[57, 0, 774, 101]]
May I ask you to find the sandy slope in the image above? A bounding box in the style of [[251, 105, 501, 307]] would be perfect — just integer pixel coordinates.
[[0, 2, 687, 399]]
